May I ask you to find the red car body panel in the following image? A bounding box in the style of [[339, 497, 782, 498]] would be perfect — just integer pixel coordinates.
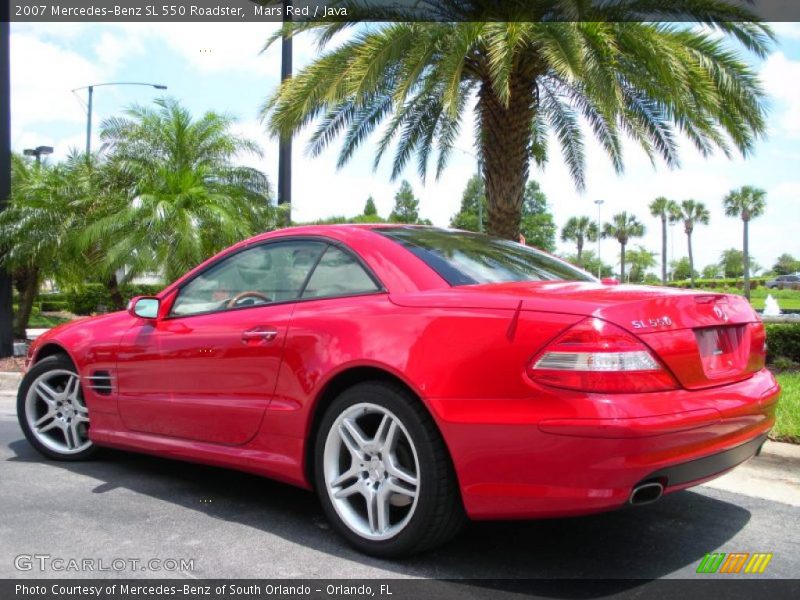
[[25, 225, 780, 519]]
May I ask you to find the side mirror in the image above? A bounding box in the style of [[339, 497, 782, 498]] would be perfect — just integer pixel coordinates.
[[128, 296, 160, 320], [601, 277, 620, 285]]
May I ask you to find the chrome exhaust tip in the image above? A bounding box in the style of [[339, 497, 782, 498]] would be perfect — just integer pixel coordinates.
[[629, 481, 664, 506]]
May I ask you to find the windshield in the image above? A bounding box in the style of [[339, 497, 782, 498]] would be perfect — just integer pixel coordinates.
[[377, 227, 596, 286]]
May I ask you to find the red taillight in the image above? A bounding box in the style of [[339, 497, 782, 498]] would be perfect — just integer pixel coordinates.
[[528, 317, 678, 393], [747, 321, 767, 373]]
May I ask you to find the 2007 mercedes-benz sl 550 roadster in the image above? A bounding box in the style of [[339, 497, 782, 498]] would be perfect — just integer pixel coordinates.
[[18, 225, 780, 556]]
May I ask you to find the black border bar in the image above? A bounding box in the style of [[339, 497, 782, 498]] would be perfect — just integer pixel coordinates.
[[3, 579, 800, 600], [9, 1, 800, 23]]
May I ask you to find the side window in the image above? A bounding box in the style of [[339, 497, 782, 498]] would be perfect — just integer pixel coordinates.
[[302, 245, 380, 299], [171, 241, 326, 316]]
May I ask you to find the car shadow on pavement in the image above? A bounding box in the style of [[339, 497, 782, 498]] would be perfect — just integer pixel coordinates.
[[6, 437, 753, 594]]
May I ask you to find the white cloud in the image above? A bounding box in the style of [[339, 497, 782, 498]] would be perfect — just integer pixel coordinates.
[[93, 30, 146, 73], [140, 22, 280, 75], [768, 23, 800, 40], [10, 32, 102, 128], [760, 51, 800, 138]]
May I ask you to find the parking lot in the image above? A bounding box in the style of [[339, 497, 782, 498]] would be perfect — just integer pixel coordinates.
[[1, 390, 799, 581]]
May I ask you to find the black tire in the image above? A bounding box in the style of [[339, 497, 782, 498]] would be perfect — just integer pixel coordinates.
[[314, 381, 464, 557], [17, 354, 97, 461]]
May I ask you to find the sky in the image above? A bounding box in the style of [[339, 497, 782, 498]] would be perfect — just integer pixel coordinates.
[[10, 21, 800, 275]]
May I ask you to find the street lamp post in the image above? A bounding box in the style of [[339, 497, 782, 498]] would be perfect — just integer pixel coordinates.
[[73, 82, 167, 155], [278, 0, 293, 221], [0, 18, 12, 358], [23, 146, 53, 165], [669, 221, 676, 280], [594, 199, 604, 279]]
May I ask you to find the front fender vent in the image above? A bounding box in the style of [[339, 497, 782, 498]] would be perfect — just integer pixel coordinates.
[[86, 371, 113, 396]]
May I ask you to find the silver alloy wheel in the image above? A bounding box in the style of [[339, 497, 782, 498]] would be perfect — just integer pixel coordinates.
[[323, 402, 420, 541], [24, 369, 91, 455]]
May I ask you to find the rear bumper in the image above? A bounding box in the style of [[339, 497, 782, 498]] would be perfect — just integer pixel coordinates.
[[640, 433, 767, 488], [428, 368, 780, 520]]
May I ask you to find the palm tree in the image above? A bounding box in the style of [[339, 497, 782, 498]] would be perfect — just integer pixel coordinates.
[[723, 186, 766, 300], [263, 3, 771, 239], [0, 155, 73, 336], [92, 98, 276, 283], [626, 245, 658, 283], [671, 200, 710, 288], [602, 212, 645, 282], [649, 197, 678, 285], [60, 151, 136, 308], [560, 216, 597, 266]]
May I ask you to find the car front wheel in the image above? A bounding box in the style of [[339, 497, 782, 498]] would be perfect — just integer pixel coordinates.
[[314, 381, 464, 557], [17, 354, 96, 461]]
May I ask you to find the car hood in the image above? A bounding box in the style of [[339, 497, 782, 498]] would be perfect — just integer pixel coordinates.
[[31, 310, 132, 353]]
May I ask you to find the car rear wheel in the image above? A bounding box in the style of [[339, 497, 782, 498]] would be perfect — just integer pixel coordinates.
[[17, 354, 96, 461], [314, 381, 464, 557]]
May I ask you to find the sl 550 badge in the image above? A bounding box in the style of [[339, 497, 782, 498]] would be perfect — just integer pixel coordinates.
[[631, 316, 673, 329]]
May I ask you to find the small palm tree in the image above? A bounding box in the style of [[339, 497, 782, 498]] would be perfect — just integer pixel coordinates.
[[671, 200, 710, 288], [93, 98, 276, 283], [649, 197, 678, 285], [723, 186, 766, 300], [602, 212, 645, 282], [0, 155, 73, 336], [263, 3, 771, 239], [61, 151, 136, 308], [626, 245, 658, 283], [560, 216, 598, 266]]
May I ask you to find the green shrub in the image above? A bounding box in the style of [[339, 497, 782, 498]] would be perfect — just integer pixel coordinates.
[[65, 283, 164, 315], [42, 292, 66, 302], [39, 300, 69, 312], [765, 323, 800, 364], [772, 355, 799, 372], [65, 284, 109, 315], [125, 284, 164, 298]]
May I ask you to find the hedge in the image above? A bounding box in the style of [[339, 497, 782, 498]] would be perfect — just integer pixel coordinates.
[[39, 300, 69, 312], [39, 283, 164, 316], [667, 277, 768, 290], [766, 322, 800, 365]]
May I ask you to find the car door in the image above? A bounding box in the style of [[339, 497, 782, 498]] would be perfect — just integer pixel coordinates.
[[116, 239, 327, 445], [272, 243, 385, 421]]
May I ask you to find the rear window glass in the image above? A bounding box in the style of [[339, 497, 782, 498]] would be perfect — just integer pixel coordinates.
[[377, 227, 595, 286]]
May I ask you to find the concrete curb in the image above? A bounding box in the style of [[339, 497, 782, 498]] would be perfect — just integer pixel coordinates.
[[759, 439, 800, 461], [0, 372, 22, 392], [701, 440, 800, 506]]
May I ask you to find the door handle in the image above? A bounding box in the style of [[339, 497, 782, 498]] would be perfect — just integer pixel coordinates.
[[241, 327, 279, 343]]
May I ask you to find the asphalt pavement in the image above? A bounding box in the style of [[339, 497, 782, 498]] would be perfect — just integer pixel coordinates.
[[1, 389, 799, 581]]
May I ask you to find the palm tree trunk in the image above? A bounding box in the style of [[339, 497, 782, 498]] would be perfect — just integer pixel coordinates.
[[13, 266, 39, 339], [477, 69, 537, 240], [105, 273, 125, 310], [620, 242, 626, 282], [687, 231, 695, 287], [661, 216, 667, 285], [743, 218, 750, 300], [577, 238, 584, 265]]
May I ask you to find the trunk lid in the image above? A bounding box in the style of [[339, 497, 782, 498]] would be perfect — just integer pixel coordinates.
[[391, 281, 765, 389]]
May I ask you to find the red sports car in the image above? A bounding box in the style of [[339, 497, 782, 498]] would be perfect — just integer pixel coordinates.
[[17, 225, 779, 557]]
